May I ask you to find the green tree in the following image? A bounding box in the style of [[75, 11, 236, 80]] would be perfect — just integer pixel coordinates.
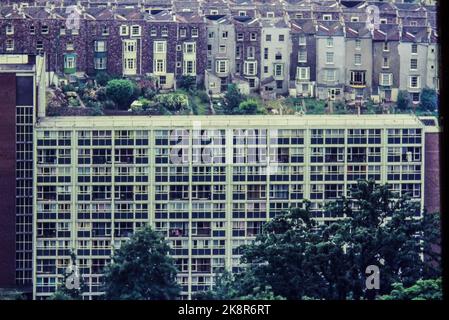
[[396, 90, 412, 111], [105, 79, 136, 109], [178, 75, 197, 92], [379, 278, 442, 300], [95, 72, 112, 87], [237, 99, 266, 115], [50, 252, 87, 300], [222, 180, 440, 300], [419, 88, 438, 112], [102, 226, 180, 300], [223, 84, 245, 114]]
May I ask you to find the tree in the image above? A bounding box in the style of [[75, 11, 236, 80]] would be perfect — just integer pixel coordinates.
[[419, 88, 438, 112], [379, 278, 442, 300], [178, 75, 197, 92], [95, 72, 112, 87], [216, 180, 440, 300], [105, 79, 136, 109], [396, 90, 412, 111], [102, 226, 180, 300], [223, 84, 245, 114], [50, 252, 87, 300], [237, 99, 266, 115], [0, 289, 25, 300]]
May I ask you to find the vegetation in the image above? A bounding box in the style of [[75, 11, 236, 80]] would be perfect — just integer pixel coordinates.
[[155, 92, 190, 114], [379, 278, 442, 300], [197, 180, 441, 300], [237, 98, 266, 115], [178, 75, 197, 92], [419, 88, 438, 113], [0, 288, 25, 300], [397, 90, 412, 111], [105, 79, 138, 109], [223, 84, 246, 114], [102, 226, 180, 300]]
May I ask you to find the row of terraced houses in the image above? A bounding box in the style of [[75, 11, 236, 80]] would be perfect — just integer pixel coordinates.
[[0, 0, 439, 103]]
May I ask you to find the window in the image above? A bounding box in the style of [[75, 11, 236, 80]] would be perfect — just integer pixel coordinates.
[[298, 49, 307, 62], [237, 33, 244, 41], [94, 57, 107, 70], [326, 37, 333, 47], [239, 11, 246, 16], [296, 13, 303, 19], [244, 61, 257, 76], [247, 46, 255, 59], [131, 25, 141, 37], [266, 34, 271, 42], [296, 67, 309, 81], [60, 26, 66, 35], [101, 26, 109, 36], [380, 18, 387, 24], [94, 40, 106, 52], [351, 17, 359, 22], [151, 27, 157, 37], [41, 25, 49, 34], [275, 52, 282, 60], [191, 28, 198, 38], [411, 92, 420, 103], [6, 25, 14, 35], [299, 36, 306, 45], [154, 59, 166, 73], [36, 40, 43, 50], [159, 26, 167, 37], [410, 58, 418, 70], [380, 73, 392, 86], [264, 48, 268, 59], [222, 31, 228, 39], [29, 25, 35, 34], [354, 54, 362, 65], [326, 52, 334, 64], [250, 33, 257, 41], [274, 64, 283, 77], [383, 42, 389, 51], [409, 76, 420, 88], [267, 12, 275, 18], [350, 71, 366, 86], [66, 42, 74, 51], [278, 34, 285, 42], [216, 60, 228, 73], [211, 10, 218, 15], [382, 57, 389, 68], [355, 39, 361, 49], [208, 32, 214, 39], [183, 42, 196, 54], [325, 69, 336, 82], [219, 45, 226, 53], [323, 14, 332, 21], [179, 28, 186, 37], [183, 60, 196, 75], [120, 25, 129, 36], [154, 41, 166, 53], [6, 39, 14, 51], [64, 55, 76, 69], [411, 43, 418, 54]]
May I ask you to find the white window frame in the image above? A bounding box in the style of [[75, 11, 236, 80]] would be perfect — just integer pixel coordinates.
[[131, 25, 141, 37], [120, 25, 129, 36]]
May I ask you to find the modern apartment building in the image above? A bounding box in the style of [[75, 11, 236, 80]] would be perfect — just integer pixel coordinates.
[[32, 113, 439, 299], [0, 54, 46, 294]]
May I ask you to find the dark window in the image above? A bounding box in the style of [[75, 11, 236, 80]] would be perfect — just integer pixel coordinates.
[[16, 76, 34, 106]]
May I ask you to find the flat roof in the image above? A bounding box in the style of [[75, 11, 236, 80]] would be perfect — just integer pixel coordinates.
[[35, 114, 436, 130]]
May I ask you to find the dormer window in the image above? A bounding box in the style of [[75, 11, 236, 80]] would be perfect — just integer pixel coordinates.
[[380, 19, 387, 24], [239, 11, 246, 17], [210, 10, 218, 15], [323, 14, 332, 21], [351, 17, 359, 22]]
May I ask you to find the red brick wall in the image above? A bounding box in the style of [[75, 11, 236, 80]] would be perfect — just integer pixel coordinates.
[[0, 73, 17, 287], [424, 132, 441, 213]]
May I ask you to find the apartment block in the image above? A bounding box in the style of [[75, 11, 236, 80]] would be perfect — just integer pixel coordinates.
[[32, 114, 439, 299], [0, 54, 46, 293]]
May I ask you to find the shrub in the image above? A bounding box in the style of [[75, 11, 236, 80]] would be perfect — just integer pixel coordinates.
[[95, 72, 111, 87], [419, 88, 438, 112], [178, 75, 197, 91], [68, 97, 80, 107], [155, 93, 189, 112], [397, 90, 412, 111]]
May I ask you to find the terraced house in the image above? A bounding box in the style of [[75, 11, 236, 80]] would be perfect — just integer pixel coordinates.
[[0, 0, 438, 101]]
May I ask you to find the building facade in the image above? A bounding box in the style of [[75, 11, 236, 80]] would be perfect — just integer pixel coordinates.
[[32, 114, 439, 299]]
